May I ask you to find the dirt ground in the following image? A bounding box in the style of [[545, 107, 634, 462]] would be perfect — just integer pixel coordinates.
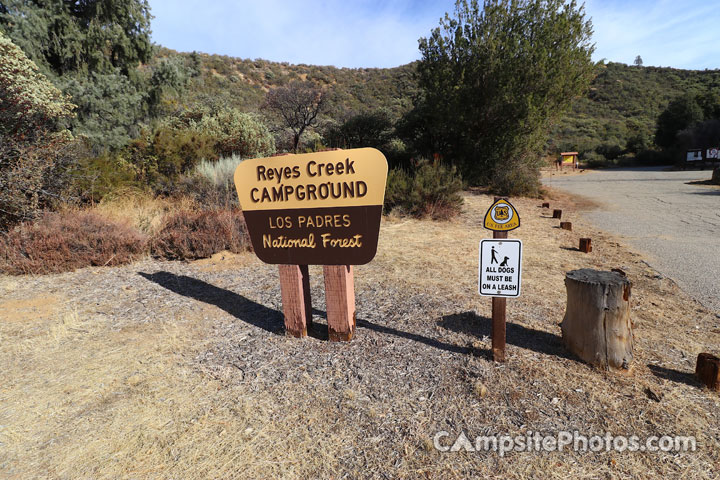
[[1, 192, 719, 479]]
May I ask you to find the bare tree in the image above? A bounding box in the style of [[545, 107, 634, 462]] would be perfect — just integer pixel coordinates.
[[263, 81, 325, 153]]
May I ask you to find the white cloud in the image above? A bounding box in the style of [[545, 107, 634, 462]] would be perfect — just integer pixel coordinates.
[[585, 0, 720, 69], [150, 0, 451, 67], [149, 0, 720, 69]]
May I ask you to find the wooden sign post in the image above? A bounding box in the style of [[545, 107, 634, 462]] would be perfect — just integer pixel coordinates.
[[492, 230, 508, 362], [234, 148, 388, 341], [480, 197, 523, 362], [278, 264, 312, 337], [323, 265, 356, 341]]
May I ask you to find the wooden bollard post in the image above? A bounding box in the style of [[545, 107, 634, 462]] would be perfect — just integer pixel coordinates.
[[552, 209, 562, 219], [278, 265, 312, 337], [579, 237, 592, 253], [560, 222, 572, 231], [323, 265, 356, 341], [542, 202, 550, 208], [696, 353, 720, 390]]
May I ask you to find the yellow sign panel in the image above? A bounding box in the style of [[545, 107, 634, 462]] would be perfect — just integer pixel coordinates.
[[234, 148, 387, 212], [483, 199, 520, 232]]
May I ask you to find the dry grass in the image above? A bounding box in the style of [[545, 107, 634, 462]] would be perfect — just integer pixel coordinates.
[[1, 190, 719, 478], [150, 209, 250, 260], [94, 189, 197, 236], [0, 296, 350, 479], [0, 193, 251, 274], [0, 211, 147, 275]]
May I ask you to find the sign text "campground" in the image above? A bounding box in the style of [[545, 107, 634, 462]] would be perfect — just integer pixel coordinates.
[[250, 159, 367, 204]]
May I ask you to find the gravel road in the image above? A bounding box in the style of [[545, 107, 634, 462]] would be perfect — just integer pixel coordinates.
[[545, 167, 720, 313]]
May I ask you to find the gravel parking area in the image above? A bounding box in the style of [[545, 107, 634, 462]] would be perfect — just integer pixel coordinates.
[[545, 167, 720, 313]]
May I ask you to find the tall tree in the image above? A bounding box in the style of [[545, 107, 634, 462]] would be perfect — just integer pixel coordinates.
[[263, 81, 325, 153], [654, 94, 703, 149], [0, 0, 154, 149], [0, 31, 77, 227], [326, 111, 393, 150], [414, 0, 595, 194], [0, 0, 153, 76], [0, 30, 74, 138], [634, 55, 643, 67]]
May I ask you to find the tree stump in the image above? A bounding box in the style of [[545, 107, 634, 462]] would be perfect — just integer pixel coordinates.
[[696, 353, 720, 390], [579, 237, 592, 253], [561, 269, 633, 370], [560, 221, 572, 231], [553, 209, 562, 219]]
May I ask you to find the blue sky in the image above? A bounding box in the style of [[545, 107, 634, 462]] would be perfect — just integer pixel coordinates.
[[149, 0, 720, 70]]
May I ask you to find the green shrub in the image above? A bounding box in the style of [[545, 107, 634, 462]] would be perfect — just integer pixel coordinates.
[[180, 154, 244, 208], [148, 126, 218, 179], [489, 154, 543, 197], [325, 111, 393, 150], [581, 151, 607, 168], [596, 143, 624, 161], [614, 154, 637, 167], [0, 32, 75, 139], [384, 159, 463, 220], [384, 167, 413, 213], [150, 209, 250, 260], [0, 33, 79, 229], [384, 138, 411, 168], [116, 108, 275, 193], [634, 149, 662, 165], [195, 109, 275, 159], [194, 154, 243, 190], [0, 211, 147, 274], [71, 152, 139, 203], [299, 130, 325, 153]]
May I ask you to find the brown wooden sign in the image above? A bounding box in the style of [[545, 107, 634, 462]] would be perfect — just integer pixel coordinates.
[[234, 148, 388, 265]]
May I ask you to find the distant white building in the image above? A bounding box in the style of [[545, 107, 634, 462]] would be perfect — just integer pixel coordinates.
[[686, 149, 703, 162]]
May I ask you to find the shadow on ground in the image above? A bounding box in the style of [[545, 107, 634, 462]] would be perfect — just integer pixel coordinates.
[[687, 189, 720, 196], [139, 271, 473, 355], [647, 364, 701, 387], [440, 311, 576, 361], [139, 271, 285, 334]]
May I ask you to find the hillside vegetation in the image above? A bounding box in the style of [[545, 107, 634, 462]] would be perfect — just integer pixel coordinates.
[[553, 62, 720, 161], [152, 47, 420, 123], [170, 49, 720, 162]]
